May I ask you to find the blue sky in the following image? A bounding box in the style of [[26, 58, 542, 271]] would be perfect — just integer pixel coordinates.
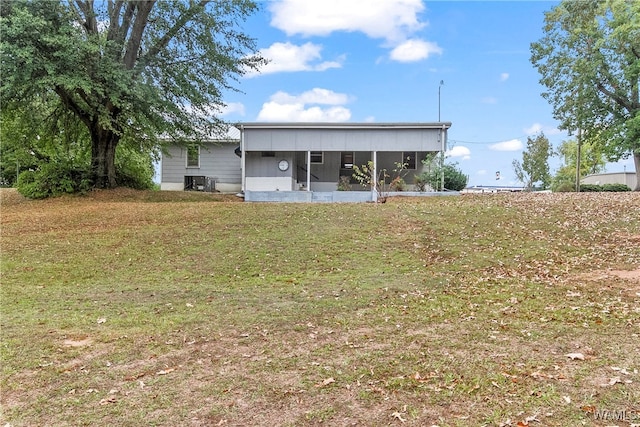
[[218, 0, 633, 187]]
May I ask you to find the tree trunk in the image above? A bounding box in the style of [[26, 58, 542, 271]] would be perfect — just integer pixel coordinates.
[[634, 151, 640, 191], [90, 125, 120, 189]]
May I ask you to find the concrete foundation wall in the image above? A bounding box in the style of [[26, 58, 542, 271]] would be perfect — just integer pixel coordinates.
[[243, 190, 458, 203], [245, 176, 296, 191]]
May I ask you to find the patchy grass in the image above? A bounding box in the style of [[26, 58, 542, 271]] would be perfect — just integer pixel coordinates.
[[1, 188, 639, 426]]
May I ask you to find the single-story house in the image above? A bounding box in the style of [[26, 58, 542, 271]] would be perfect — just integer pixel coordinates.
[[160, 122, 451, 202]]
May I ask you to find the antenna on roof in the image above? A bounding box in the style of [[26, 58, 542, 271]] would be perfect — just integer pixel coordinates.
[[438, 80, 444, 122]]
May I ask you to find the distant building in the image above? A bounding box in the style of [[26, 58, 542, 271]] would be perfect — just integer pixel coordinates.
[[462, 185, 525, 193], [581, 172, 636, 190]]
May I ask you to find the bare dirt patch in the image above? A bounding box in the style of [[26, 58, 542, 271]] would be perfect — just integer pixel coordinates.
[[576, 268, 640, 282], [608, 268, 640, 282], [63, 337, 94, 347], [574, 268, 640, 294], [0, 188, 28, 207]]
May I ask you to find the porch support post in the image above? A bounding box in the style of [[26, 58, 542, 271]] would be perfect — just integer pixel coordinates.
[[307, 151, 311, 191], [440, 125, 445, 191], [240, 125, 246, 193], [372, 150, 378, 202]]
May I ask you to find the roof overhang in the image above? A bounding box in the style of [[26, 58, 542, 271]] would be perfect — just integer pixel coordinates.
[[239, 122, 452, 130]]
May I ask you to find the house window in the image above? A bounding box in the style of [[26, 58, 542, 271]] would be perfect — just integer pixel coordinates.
[[402, 152, 417, 169], [310, 151, 323, 164], [341, 152, 354, 169], [187, 146, 200, 168]]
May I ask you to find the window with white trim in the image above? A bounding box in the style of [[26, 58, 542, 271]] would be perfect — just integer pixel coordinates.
[[310, 151, 323, 164], [187, 146, 200, 168]]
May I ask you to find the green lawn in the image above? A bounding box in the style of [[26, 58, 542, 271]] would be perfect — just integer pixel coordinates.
[[1, 189, 639, 426]]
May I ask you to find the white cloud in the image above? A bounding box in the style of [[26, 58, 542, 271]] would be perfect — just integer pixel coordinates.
[[489, 139, 523, 151], [500, 72, 509, 82], [246, 42, 343, 77], [364, 116, 376, 123], [269, 0, 439, 63], [219, 102, 245, 117], [481, 97, 497, 105], [269, 0, 425, 43], [524, 123, 543, 135], [477, 169, 487, 175], [390, 39, 442, 62], [446, 145, 471, 160], [524, 122, 562, 136], [270, 88, 350, 106], [257, 88, 352, 122]]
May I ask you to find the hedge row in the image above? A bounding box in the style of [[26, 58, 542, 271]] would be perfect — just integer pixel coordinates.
[[579, 183, 631, 192]]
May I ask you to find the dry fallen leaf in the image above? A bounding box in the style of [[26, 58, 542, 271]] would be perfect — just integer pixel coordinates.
[[565, 353, 585, 360], [97, 318, 106, 324], [601, 376, 621, 387], [99, 396, 116, 405], [391, 411, 406, 423], [156, 368, 175, 375], [611, 366, 631, 375], [316, 377, 335, 387]]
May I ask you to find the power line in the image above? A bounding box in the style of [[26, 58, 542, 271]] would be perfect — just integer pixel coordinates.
[[448, 136, 531, 145]]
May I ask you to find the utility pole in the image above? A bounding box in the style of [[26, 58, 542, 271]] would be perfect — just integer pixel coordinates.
[[439, 80, 445, 191], [575, 127, 581, 192], [438, 80, 444, 122], [440, 125, 445, 191]]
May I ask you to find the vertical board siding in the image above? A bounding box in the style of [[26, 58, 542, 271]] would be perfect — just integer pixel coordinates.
[[243, 128, 442, 152]]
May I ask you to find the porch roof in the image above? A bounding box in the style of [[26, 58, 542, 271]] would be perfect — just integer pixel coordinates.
[[239, 122, 451, 130], [239, 122, 451, 152]]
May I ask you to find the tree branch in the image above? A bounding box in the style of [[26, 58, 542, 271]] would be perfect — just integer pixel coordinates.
[[110, 1, 135, 46], [135, 0, 209, 71], [106, 0, 124, 40], [595, 82, 634, 113], [74, 0, 98, 34], [54, 86, 93, 128], [122, 1, 156, 69]]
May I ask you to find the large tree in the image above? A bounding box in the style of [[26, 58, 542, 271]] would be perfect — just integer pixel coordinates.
[[0, 101, 90, 187], [1, 0, 263, 188], [552, 137, 607, 191], [530, 0, 640, 190], [512, 133, 553, 190]]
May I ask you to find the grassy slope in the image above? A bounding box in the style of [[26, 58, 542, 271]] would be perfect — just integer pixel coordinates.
[[1, 189, 639, 426]]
